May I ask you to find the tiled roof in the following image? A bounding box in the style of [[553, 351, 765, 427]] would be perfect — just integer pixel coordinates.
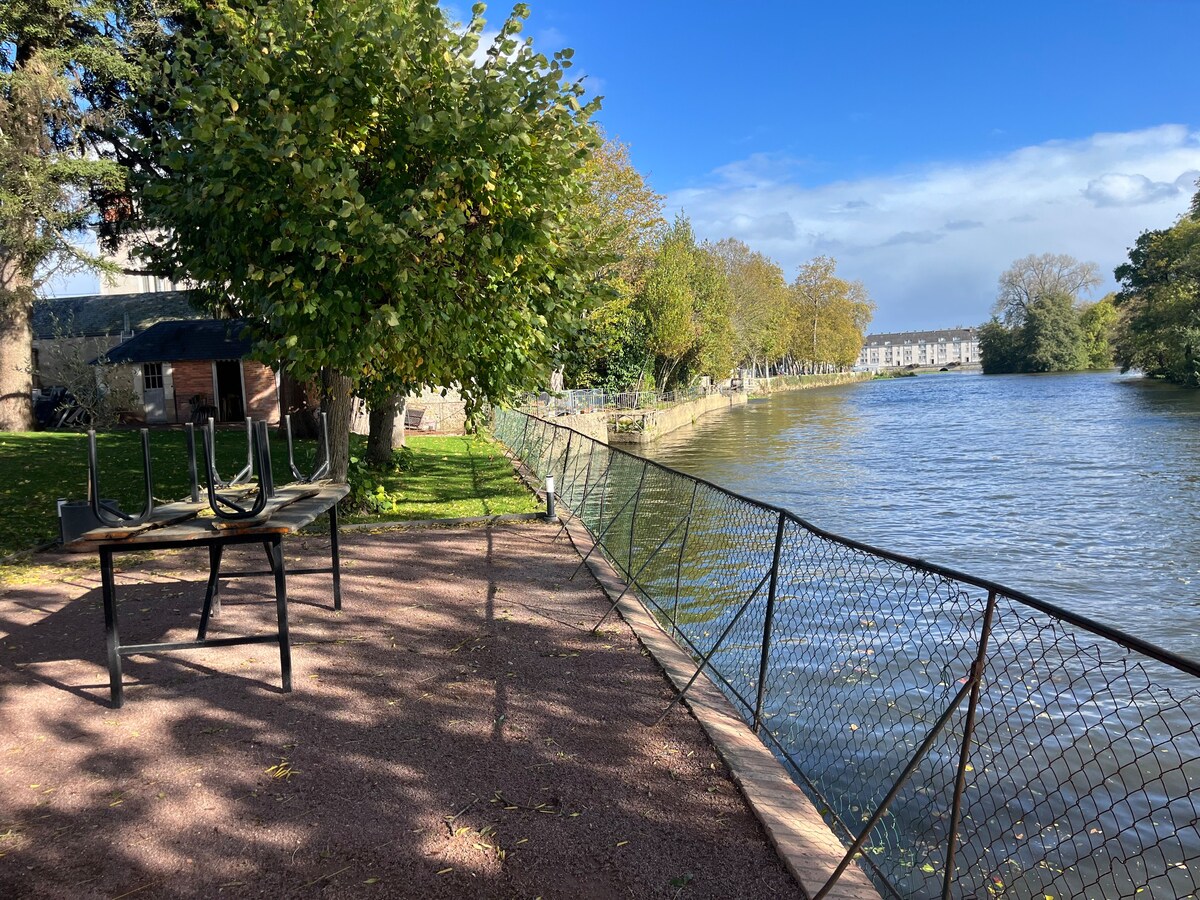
[[32, 291, 202, 340], [862, 327, 978, 346], [102, 319, 253, 364]]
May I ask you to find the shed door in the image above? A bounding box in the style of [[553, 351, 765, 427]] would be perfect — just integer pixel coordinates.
[[142, 362, 167, 424], [213, 359, 245, 422]]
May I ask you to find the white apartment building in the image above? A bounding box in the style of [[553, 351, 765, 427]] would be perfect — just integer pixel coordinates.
[[857, 327, 979, 371]]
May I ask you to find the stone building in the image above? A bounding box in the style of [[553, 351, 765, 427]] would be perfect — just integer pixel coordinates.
[[857, 327, 979, 371]]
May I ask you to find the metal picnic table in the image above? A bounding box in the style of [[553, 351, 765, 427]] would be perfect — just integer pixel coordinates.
[[66, 482, 349, 708]]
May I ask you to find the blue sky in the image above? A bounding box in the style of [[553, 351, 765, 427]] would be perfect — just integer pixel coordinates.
[[49, 1, 1200, 333]]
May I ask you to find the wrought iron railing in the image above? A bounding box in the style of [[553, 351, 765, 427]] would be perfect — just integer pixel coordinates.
[[492, 407, 1200, 900]]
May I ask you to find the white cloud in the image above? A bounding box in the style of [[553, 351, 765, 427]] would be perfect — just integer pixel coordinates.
[[669, 125, 1200, 332]]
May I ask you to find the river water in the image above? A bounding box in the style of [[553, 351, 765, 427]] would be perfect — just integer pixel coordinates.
[[642, 370, 1200, 661]]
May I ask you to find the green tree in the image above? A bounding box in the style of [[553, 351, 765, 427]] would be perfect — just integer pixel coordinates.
[[1113, 185, 1200, 386], [139, 0, 601, 478], [563, 135, 663, 391], [0, 0, 156, 430], [1078, 294, 1118, 369], [1022, 291, 1087, 372], [681, 243, 735, 384], [993, 252, 1101, 326], [788, 256, 874, 372], [978, 318, 1023, 374], [637, 217, 696, 388], [712, 238, 789, 377]]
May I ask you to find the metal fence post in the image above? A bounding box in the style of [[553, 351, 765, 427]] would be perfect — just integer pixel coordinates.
[[753, 512, 787, 733], [671, 482, 700, 636], [627, 461, 649, 575], [941, 589, 999, 899], [560, 431, 573, 501], [544, 425, 557, 477], [518, 413, 530, 459]]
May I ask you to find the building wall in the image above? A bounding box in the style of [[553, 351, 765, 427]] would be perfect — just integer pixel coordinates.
[[171, 359, 216, 424], [243, 361, 280, 424], [858, 330, 980, 370], [99, 230, 186, 295]]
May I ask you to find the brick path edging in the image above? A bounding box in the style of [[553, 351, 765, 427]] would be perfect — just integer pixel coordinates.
[[561, 516, 882, 900]]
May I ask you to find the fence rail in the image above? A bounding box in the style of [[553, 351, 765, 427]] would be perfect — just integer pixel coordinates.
[[492, 407, 1200, 900]]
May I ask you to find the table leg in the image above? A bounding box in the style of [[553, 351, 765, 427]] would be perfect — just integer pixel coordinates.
[[268, 537, 292, 692], [197, 543, 224, 640], [100, 548, 123, 708], [329, 502, 342, 611]]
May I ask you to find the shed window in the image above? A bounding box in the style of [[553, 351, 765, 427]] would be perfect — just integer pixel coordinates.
[[143, 362, 164, 391]]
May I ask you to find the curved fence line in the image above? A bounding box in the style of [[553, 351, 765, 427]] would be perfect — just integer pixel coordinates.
[[492, 407, 1200, 900]]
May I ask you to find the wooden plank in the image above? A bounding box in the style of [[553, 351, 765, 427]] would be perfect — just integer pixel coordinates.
[[76, 501, 206, 543], [112, 484, 349, 546], [211, 488, 321, 530]]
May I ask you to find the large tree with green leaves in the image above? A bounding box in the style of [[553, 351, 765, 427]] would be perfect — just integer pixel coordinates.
[[1023, 291, 1087, 372], [788, 256, 874, 372], [0, 0, 167, 430], [978, 318, 1023, 375], [1079, 294, 1118, 369], [712, 237, 789, 377], [562, 134, 663, 391], [980, 252, 1103, 375], [637, 217, 696, 388], [138, 0, 601, 478], [1113, 185, 1200, 386]]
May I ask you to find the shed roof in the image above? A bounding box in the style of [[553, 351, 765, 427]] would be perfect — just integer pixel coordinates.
[[102, 319, 253, 364], [33, 291, 202, 340]]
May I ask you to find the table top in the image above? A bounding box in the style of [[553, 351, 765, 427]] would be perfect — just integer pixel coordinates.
[[67, 483, 349, 549]]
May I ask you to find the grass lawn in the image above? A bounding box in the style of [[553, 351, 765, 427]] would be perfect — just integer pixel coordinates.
[[0, 429, 536, 560], [343, 434, 539, 525]]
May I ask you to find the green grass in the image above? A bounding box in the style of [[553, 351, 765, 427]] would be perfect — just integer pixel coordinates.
[[343, 434, 539, 524], [0, 429, 536, 560]]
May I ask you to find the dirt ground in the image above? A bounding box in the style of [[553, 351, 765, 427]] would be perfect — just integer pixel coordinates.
[[0, 523, 801, 899]]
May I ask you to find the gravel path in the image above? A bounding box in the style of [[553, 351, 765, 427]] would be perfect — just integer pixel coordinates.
[[0, 524, 800, 899]]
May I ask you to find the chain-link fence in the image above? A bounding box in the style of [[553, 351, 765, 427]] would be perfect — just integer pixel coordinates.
[[492, 408, 1200, 900]]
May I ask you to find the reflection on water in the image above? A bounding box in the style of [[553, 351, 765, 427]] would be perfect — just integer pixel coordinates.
[[643, 371, 1200, 659]]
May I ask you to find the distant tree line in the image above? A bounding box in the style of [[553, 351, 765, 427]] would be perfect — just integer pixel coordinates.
[[980, 181, 1200, 386], [564, 138, 876, 393]]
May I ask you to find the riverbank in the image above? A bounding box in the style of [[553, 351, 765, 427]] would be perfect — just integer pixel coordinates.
[[608, 390, 748, 445], [748, 372, 871, 396]]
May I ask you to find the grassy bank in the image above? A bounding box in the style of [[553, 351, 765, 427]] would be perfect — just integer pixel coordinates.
[[0, 430, 536, 560]]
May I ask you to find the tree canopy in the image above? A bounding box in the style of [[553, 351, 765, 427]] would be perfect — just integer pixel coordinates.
[[138, 0, 601, 474], [1113, 183, 1200, 386], [993, 252, 1101, 326], [0, 0, 159, 429], [979, 253, 1107, 374], [788, 256, 874, 372]]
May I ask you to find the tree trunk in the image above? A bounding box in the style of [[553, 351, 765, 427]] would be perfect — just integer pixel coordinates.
[[366, 392, 403, 464], [320, 368, 354, 483], [0, 264, 34, 432]]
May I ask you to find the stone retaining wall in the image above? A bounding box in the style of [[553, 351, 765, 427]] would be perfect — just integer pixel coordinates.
[[608, 390, 748, 445], [552, 411, 608, 443], [749, 371, 871, 395]]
